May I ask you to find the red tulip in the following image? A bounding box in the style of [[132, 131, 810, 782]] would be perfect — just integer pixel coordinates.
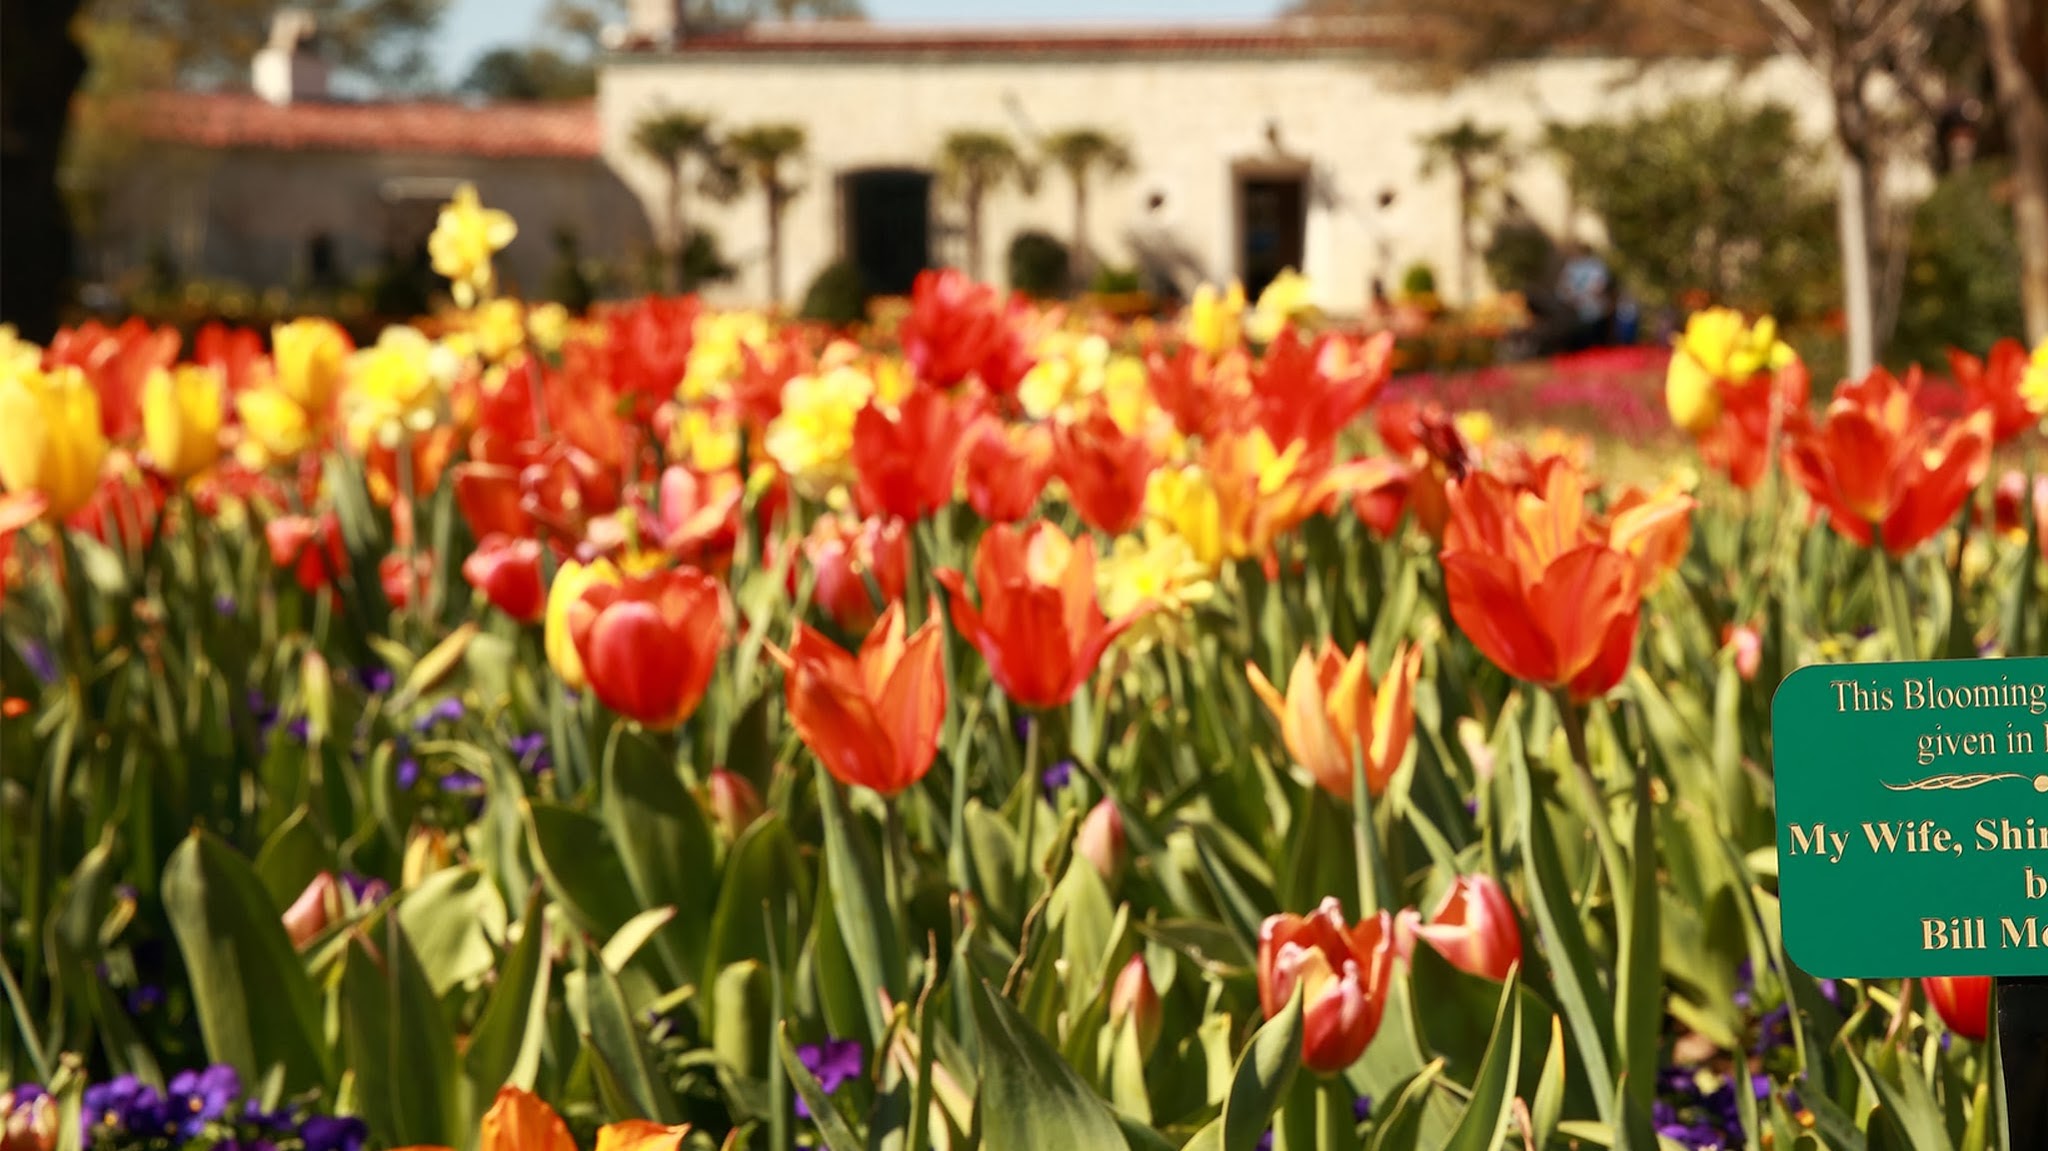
[[463, 535, 546, 622], [266, 512, 346, 592], [45, 317, 180, 442], [801, 514, 908, 634], [1921, 975, 1991, 1042], [936, 521, 1138, 709], [1145, 344, 1238, 442], [193, 322, 270, 395], [1249, 328, 1392, 452], [1782, 367, 1992, 554], [963, 419, 1053, 523], [1950, 339, 2033, 445], [567, 567, 727, 730], [705, 768, 764, 839], [1394, 875, 1522, 982], [898, 269, 1026, 393], [281, 872, 341, 949], [650, 465, 742, 573], [1439, 465, 1647, 701], [380, 550, 435, 610], [1257, 899, 1397, 1075], [852, 387, 976, 521], [777, 600, 945, 797], [595, 295, 701, 424], [1051, 410, 1154, 535]]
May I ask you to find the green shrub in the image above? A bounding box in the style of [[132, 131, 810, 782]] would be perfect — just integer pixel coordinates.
[[799, 260, 869, 326], [1400, 262, 1437, 299], [1547, 99, 1838, 319], [1887, 162, 2024, 368], [1008, 230, 1070, 298], [679, 229, 736, 293], [1090, 265, 1143, 295], [1483, 219, 1555, 298]]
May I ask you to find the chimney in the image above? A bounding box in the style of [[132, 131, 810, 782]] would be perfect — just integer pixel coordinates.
[[252, 10, 329, 105]]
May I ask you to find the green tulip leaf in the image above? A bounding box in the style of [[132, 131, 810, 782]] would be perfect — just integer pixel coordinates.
[[1442, 967, 1522, 1151], [1220, 979, 1304, 1151], [601, 725, 716, 988], [966, 976, 1132, 1151], [464, 887, 551, 1096]]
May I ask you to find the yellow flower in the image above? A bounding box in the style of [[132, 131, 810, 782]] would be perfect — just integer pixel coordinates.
[[0, 326, 42, 376], [271, 317, 350, 415], [2023, 340, 2048, 416], [671, 406, 741, 474], [1248, 269, 1315, 344], [545, 558, 620, 690], [469, 298, 527, 363], [1664, 351, 1721, 434], [764, 365, 874, 497], [346, 326, 441, 449], [0, 364, 108, 521], [682, 311, 772, 401], [1019, 333, 1111, 421], [236, 388, 315, 466], [1097, 528, 1216, 650], [142, 364, 224, 481], [1667, 307, 1795, 432], [1454, 411, 1496, 453], [527, 302, 570, 353], [1102, 354, 1153, 435], [1145, 465, 1226, 568], [428, 183, 517, 308], [1187, 281, 1246, 355]]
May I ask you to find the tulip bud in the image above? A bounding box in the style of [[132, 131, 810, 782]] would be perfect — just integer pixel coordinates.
[[1921, 975, 1991, 1042], [1726, 624, 1762, 682], [282, 871, 340, 949], [1076, 799, 1126, 886], [403, 827, 452, 889], [707, 769, 764, 840], [0, 1088, 57, 1151], [1109, 954, 1162, 1057]]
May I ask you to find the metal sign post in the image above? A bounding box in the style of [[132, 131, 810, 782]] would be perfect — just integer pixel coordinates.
[[1999, 977, 2046, 1148]]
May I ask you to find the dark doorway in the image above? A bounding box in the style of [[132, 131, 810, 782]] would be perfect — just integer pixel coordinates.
[[1236, 168, 1307, 300], [843, 168, 932, 296]]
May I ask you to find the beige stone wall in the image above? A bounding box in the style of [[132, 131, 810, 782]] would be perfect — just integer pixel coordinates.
[[599, 48, 1830, 313], [93, 146, 654, 300]]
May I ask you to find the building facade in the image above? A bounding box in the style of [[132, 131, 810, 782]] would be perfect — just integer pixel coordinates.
[[597, 20, 1829, 314]]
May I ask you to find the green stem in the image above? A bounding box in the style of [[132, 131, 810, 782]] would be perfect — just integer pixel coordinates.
[[1350, 744, 1391, 917], [1870, 526, 1916, 660], [1016, 713, 1041, 892], [1554, 689, 1626, 903]]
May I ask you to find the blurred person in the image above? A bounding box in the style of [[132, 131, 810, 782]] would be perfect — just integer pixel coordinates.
[[1555, 241, 1614, 352]]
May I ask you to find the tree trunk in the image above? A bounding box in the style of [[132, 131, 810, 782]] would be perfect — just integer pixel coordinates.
[[665, 165, 684, 294], [1977, 0, 2048, 342], [1833, 71, 1882, 378], [1456, 166, 1475, 304], [1071, 177, 1091, 293], [765, 188, 784, 308], [0, 0, 88, 341], [965, 185, 985, 283]]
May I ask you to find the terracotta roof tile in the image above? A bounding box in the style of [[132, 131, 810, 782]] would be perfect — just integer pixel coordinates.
[[113, 91, 601, 159]]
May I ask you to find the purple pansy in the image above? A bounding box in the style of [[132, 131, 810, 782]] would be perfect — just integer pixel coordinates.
[[794, 1037, 863, 1120]]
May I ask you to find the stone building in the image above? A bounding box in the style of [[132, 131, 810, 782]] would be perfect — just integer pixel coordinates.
[[596, 17, 1829, 314], [90, 17, 650, 304]]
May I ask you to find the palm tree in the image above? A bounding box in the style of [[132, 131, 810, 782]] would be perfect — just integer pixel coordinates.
[[726, 123, 807, 307], [631, 108, 729, 291], [1418, 120, 1511, 304], [936, 129, 1034, 283], [1040, 127, 1133, 291]]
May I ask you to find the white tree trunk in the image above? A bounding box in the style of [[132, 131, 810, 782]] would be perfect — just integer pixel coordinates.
[[1837, 148, 1879, 379], [1976, 0, 2048, 342]]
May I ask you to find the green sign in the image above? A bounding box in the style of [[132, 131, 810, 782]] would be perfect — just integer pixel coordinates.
[[1774, 658, 2048, 979]]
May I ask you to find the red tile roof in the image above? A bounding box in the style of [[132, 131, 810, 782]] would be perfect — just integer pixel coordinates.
[[626, 18, 1431, 58], [112, 91, 601, 159]]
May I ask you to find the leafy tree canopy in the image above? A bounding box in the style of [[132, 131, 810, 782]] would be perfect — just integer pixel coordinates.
[[88, 0, 446, 91]]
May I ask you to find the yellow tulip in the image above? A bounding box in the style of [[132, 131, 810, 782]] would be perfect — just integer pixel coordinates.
[[545, 558, 620, 690], [470, 298, 527, 363], [235, 387, 316, 466], [142, 364, 224, 480], [1248, 269, 1315, 344], [346, 325, 440, 448], [428, 183, 517, 308], [0, 364, 108, 521], [1664, 350, 1722, 434], [1667, 307, 1794, 429], [1187, 281, 1246, 355], [1144, 465, 1226, 568], [764, 365, 873, 497], [1096, 528, 1215, 650], [0, 326, 42, 376], [2022, 340, 2048, 417], [526, 302, 570, 353], [271, 317, 350, 415], [683, 310, 772, 401]]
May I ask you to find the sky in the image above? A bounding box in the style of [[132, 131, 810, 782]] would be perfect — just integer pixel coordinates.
[[437, 0, 1279, 84]]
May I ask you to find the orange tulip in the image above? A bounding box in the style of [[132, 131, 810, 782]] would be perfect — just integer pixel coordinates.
[[1950, 339, 2033, 445], [1394, 874, 1522, 982], [1051, 410, 1154, 535], [1602, 483, 1696, 591], [801, 513, 908, 634], [963, 419, 1053, 523], [1921, 975, 1990, 1042], [1375, 400, 1476, 540], [852, 386, 976, 521], [777, 599, 945, 797], [463, 534, 546, 622], [567, 566, 726, 729], [1248, 328, 1392, 452], [1257, 899, 1397, 1075], [477, 1087, 573, 1151], [936, 521, 1138, 709], [1782, 367, 1993, 554], [1246, 640, 1422, 800], [594, 1120, 692, 1151], [1439, 465, 1645, 701]]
